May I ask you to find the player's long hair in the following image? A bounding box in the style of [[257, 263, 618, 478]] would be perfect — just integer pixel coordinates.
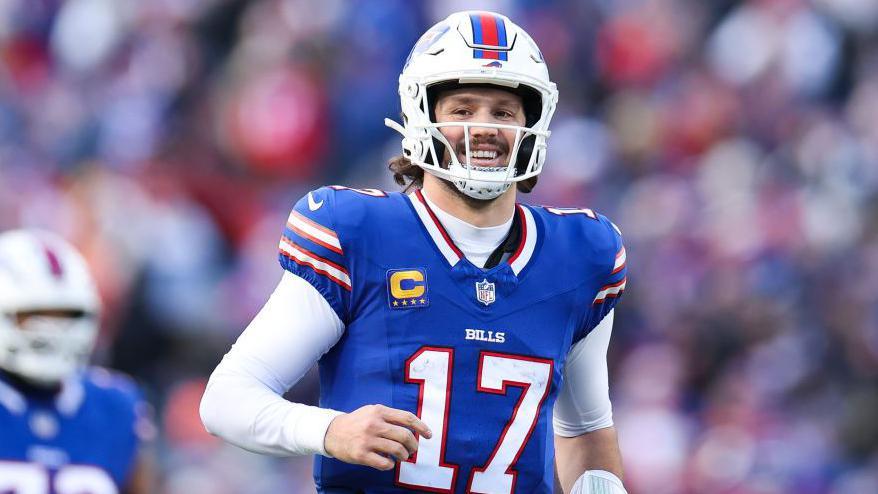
[[388, 155, 538, 194]]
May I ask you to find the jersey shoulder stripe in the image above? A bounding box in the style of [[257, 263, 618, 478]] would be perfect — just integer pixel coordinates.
[[594, 242, 627, 304], [611, 245, 626, 275], [328, 185, 388, 197], [278, 186, 362, 322], [286, 210, 343, 254], [279, 237, 352, 291], [593, 276, 627, 305]]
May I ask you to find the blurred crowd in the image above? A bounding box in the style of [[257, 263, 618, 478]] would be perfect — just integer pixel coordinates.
[[1, 0, 877, 492]]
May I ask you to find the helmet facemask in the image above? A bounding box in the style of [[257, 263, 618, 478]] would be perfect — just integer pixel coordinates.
[[0, 311, 98, 386], [426, 122, 540, 199]]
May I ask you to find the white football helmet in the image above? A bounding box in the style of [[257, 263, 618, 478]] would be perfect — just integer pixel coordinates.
[[0, 230, 100, 386], [385, 11, 559, 200]]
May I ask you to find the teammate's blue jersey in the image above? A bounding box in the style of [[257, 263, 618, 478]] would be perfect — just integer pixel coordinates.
[[0, 367, 150, 493], [279, 186, 627, 494]]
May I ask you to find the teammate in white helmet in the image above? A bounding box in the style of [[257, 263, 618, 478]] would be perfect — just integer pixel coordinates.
[[202, 11, 628, 493], [0, 229, 154, 494]]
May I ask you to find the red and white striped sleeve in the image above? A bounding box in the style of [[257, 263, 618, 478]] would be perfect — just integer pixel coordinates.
[[278, 187, 352, 322]]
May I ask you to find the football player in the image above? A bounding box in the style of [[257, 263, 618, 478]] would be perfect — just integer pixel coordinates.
[[0, 230, 154, 494], [202, 11, 628, 494]]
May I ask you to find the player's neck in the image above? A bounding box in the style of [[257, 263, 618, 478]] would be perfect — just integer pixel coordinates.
[[421, 175, 516, 228]]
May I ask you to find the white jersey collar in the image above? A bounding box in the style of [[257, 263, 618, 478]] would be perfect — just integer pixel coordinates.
[[408, 189, 538, 276]]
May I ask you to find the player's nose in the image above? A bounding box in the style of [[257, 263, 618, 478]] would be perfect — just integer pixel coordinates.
[[470, 124, 499, 139]]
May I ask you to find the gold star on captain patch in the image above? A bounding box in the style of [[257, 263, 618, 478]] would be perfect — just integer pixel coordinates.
[[392, 300, 399, 306], [401, 300, 408, 306], [419, 299, 426, 304]]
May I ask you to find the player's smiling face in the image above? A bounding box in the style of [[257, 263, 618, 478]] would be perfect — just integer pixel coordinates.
[[433, 87, 526, 169]]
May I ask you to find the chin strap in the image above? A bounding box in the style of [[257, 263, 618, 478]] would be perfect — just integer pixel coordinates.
[[570, 470, 627, 494]]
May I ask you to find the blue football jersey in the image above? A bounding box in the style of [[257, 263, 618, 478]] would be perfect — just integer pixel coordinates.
[[0, 368, 150, 493], [279, 186, 627, 494]]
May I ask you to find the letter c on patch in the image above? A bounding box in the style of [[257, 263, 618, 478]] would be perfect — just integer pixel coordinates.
[[389, 270, 425, 299]]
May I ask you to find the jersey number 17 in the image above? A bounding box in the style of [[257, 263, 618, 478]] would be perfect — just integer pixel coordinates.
[[396, 347, 553, 494]]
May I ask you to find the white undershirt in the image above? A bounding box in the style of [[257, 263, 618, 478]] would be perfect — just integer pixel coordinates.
[[422, 192, 512, 268], [201, 206, 614, 457]]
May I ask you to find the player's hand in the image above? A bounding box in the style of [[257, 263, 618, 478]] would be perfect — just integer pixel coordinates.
[[324, 404, 432, 471]]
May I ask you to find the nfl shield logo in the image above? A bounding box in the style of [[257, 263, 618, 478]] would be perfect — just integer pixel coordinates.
[[475, 278, 496, 306]]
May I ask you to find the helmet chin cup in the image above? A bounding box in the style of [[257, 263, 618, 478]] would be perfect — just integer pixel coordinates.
[[450, 174, 512, 200], [456, 181, 510, 200]]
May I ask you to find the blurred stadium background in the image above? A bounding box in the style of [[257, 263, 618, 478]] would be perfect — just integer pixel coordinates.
[[1, 0, 877, 492]]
